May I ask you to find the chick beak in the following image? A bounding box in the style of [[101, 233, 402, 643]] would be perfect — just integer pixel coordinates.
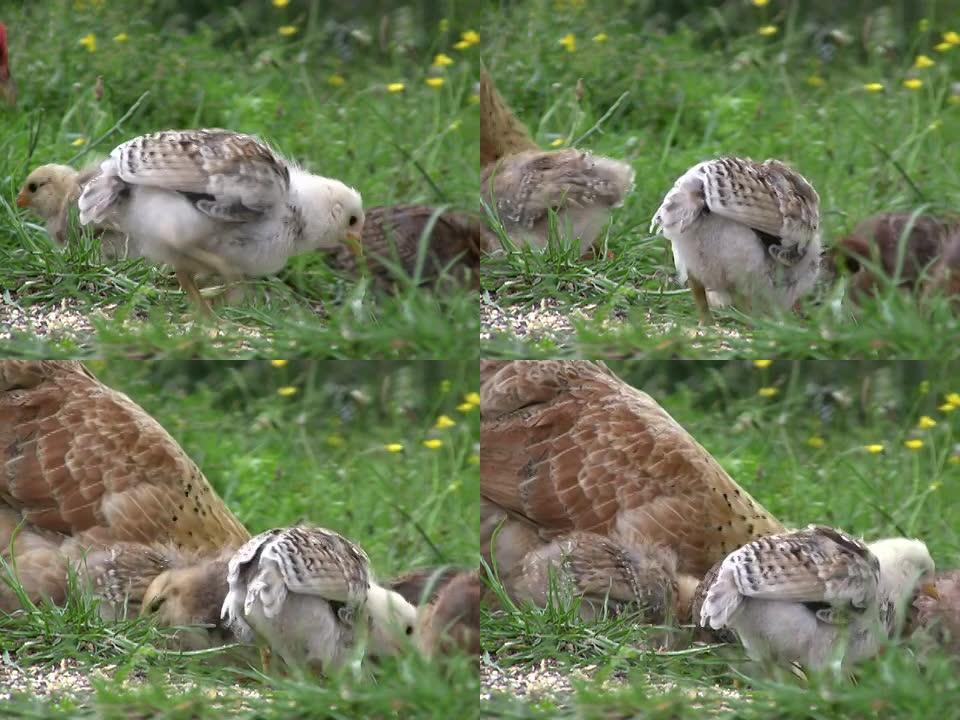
[[345, 228, 364, 257], [15, 189, 29, 208], [920, 581, 941, 601]]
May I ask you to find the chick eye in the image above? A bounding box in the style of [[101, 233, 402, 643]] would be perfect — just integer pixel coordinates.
[[27, 183, 37, 193], [147, 596, 166, 613], [348, 215, 358, 226]]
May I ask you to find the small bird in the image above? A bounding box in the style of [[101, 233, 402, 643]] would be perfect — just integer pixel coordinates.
[[0, 23, 16, 107], [827, 212, 957, 302], [413, 569, 481, 660], [481, 360, 785, 583], [651, 156, 821, 323], [926, 231, 960, 307], [221, 527, 416, 676], [16, 163, 132, 257], [699, 525, 938, 672], [907, 569, 960, 656], [325, 204, 495, 289], [77, 128, 364, 315], [480, 68, 634, 256]]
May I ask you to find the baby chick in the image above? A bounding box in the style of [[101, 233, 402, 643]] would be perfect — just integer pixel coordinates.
[[221, 527, 416, 676], [651, 156, 821, 322], [827, 212, 956, 302], [414, 569, 481, 660], [699, 525, 937, 673], [78, 128, 364, 315], [480, 68, 634, 256], [907, 569, 960, 656], [926, 231, 960, 307]]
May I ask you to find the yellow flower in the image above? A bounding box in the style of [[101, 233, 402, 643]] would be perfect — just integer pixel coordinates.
[[433, 53, 454, 67], [865, 444, 885, 454], [326, 434, 344, 448], [71, 138, 87, 147], [863, 82, 885, 92], [904, 439, 924, 450], [461, 30, 480, 45], [752, 0, 769, 6], [387, 82, 405, 93], [559, 33, 576, 52], [946, 393, 960, 405], [456, 402, 475, 413], [592, 33, 608, 43], [426, 77, 444, 88], [113, 32, 129, 43], [277, 386, 298, 397], [468, 453, 480, 465], [753, 359, 772, 369], [806, 74, 825, 88], [434, 415, 456, 429], [327, 74, 345, 87], [79, 33, 97, 52], [270, 359, 288, 367], [758, 387, 779, 398], [278, 25, 298, 36], [272, 0, 290, 6], [550, 138, 566, 147], [807, 436, 825, 449], [918, 416, 937, 429], [935, 42, 953, 52], [453, 40, 471, 50], [464, 392, 480, 405], [939, 402, 957, 413], [944, 31, 960, 45], [423, 439, 443, 449], [438, 18, 449, 33], [913, 54, 935, 69], [757, 25, 778, 37], [384, 443, 404, 453], [903, 78, 923, 90]]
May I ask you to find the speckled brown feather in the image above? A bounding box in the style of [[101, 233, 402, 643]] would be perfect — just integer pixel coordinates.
[[325, 205, 496, 288], [0, 360, 250, 597], [479, 67, 539, 168], [415, 569, 480, 660], [387, 565, 468, 606], [480, 361, 784, 578]]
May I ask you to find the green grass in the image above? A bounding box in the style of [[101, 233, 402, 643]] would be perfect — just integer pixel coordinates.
[[0, 360, 479, 718], [0, 2, 480, 358], [481, 360, 960, 718], [479, 1, 960, 358]]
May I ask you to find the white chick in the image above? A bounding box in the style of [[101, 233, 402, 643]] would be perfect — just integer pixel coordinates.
[[16, 163, 133, 258], [699, 525, 938, 673], [221, 527, 415, 676], [651, 156, 821, 323], [78, 129, 364, 315]]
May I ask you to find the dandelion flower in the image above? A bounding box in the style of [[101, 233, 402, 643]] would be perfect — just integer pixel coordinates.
[[453, 40, 471, 50], [753, 359, 772, 369], [752, 0, 769, 6], [905, 439, 924, 450], [757, 25, 778, 37], [593, 33, 608, 43], [272, 0, 290, 6], [550, 137, 566, 147], [113, 32, 129, 43], [434, 415, 456, 429], [758, 387, 779, 398], [903, 78, 923, 90], [865, 444, 885, 454], [863, 82, 885, 92], [433, 53, 454, 67], [79, 33, 97, 52], [387, 82, 405, 93], [559, 33, 576, 52], [277, 386, 298, 397], [464, 392, 480, 405], [278, 25, 298, 36], [426, 77, 444, 88], [935, 42, 953, 52], [939, 402, 957, 413], [807, 436, 825, 449], [456, 402, 475, 413], [461, 30, 480, 46], [71, 138, 88, 147], [385, 443, 404, 453], [914, 54, 935, 69], [918, 416, 937, 429], [270, 359, 288, 368], [327, 74, 345, 87], [423, 438, 443, 449], [944, 31, 960, 45], [946, 393, 960, 405]]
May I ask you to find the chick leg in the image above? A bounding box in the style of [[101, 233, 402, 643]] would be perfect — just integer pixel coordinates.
[[687, 274, 712, 324], [186, 247, 246, 306], [175, 269, 215, 318], [260, 646, 273, 674]]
